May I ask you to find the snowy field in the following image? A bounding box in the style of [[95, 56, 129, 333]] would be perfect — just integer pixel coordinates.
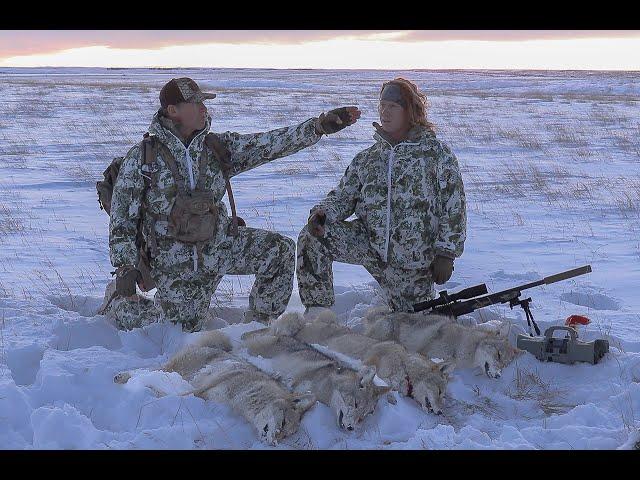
[[0, 67, 639, 449]]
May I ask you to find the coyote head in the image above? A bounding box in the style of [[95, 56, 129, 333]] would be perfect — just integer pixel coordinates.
[[407, 358, 455, 415], [475, 334, 521, 379], [256, 393, 316, 446], [329, 366, 389, 431]]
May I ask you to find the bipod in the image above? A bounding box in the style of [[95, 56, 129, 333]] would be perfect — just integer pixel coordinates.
[[509, 297, 541, 337]]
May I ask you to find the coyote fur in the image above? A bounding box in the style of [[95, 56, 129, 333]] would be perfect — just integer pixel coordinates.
[[114, 330, 315, 446], [362, 307, 521, 378], [241, 317, 390, 430], [266, 310, 453, 414]]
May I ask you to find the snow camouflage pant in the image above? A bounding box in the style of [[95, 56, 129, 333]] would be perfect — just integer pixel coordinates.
[[297, 220, 436, 312], [106, 227, 295, 331], [104, 294, 160, 331]]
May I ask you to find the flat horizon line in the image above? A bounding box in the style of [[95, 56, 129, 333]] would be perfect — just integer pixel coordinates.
[[1, 66, 639, 73]]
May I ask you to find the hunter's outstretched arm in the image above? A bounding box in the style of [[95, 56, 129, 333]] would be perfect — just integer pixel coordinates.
[[311, 151, 364, 222], [109, 145, 144, 268], [219, 118, 323, 177], [434, 142, 467, 260]]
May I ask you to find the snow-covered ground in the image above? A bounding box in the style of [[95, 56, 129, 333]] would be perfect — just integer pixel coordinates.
[[0, 67, 639, 449]]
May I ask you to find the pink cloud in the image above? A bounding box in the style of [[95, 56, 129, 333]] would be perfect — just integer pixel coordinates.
[[395, 30, 640, 42], [0, 30, 385, 58], [1, 30, 638, 60]]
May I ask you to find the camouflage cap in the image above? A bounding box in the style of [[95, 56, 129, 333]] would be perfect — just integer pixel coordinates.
[[160, 77, 216, 108]]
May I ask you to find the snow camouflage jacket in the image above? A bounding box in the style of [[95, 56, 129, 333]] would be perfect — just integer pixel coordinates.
[[312, 124, 466, 269], [109, 111, 322, 270]]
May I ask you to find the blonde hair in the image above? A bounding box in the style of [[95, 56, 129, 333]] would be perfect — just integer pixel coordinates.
[[380, 78, 435, 131]]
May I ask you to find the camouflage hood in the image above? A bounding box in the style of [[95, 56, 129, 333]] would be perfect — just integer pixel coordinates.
[[314, 122, 466, 269], [372, 123, 437, 148], [147, 110, 212, 186]]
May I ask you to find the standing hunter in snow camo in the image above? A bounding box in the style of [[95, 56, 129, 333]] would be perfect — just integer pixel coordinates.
[[105, 77, 360, 331], [297, 78, 467, 314]]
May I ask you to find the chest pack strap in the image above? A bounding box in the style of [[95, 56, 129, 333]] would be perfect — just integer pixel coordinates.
[[137, 133, 159, 290], [156, 142, 189, 196], [205, 133, 239, 237], [195, 141, 210, 192]]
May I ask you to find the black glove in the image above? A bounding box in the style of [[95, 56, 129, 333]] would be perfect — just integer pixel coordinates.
[[308, 209, 327, 237], [115, 265, 141, 297], [429, 256, 454, 285], [316, 106, 361, 135]]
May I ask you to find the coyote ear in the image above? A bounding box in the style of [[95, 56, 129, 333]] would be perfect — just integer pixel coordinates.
[[293, 393, 316, 413], [358, 366, 376, 387], [438, 361, 456, 376]]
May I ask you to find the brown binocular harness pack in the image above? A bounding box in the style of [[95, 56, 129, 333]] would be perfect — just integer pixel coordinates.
[[97, 132, 240, 292], [142, 132, 241, 270]]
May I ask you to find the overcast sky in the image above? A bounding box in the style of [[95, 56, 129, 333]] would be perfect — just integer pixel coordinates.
[[2, 31, 639, 69]]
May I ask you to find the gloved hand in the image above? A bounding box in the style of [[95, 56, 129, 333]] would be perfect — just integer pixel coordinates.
[[316, 106, 361, 135], [308, 209, 327, 237], [429, 255, 454, 285], [115, 265, 142, 297]]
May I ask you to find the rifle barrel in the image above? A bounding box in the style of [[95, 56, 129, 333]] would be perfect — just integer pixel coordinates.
[[543, 265, 592, 285], [483, 265, 592, 298]]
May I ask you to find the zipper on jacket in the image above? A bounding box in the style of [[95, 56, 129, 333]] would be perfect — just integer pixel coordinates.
[[384, 149, 394, 262], [185, 148, 196, 190], [165, 129, 206, 273], [376, 135, 421, 264]]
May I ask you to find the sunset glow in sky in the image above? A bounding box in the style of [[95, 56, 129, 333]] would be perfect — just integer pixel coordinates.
[[1, 31, 639, 70]]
